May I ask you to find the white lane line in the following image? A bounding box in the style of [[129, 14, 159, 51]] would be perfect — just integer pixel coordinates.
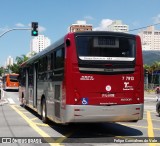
[[7, 98, 15, 104]]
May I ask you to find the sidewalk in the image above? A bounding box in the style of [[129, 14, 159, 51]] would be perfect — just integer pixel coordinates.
[[0, 99, 8, 105], [0, 89, 8, 105], [144, 91, 159, 102], [144, 90, 156, 96]]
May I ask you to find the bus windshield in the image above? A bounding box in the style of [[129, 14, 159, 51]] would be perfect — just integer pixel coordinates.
[[9, 75, 18, 82], [76, 36, 136, 62]]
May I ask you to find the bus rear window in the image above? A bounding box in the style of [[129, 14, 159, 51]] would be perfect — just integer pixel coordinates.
[[76, 36, 136, 62], [9, 75, 18, 82]]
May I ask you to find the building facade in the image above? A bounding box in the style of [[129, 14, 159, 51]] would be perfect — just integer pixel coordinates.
[[70, 20, 92, 32], [107, 20, 129, 32], [31, 35, 51, 53], [6, 56, 13, 67], [138, 26, 160, 50]]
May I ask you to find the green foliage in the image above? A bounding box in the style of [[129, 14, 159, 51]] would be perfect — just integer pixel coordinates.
[[144, 61, 160, 74], [0, 67, 4, 76], [144, 61, 160, 84], [9, 55, 29, 74]]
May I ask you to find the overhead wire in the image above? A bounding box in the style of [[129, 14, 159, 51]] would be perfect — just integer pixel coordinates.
[[129, 22, 160, 32]]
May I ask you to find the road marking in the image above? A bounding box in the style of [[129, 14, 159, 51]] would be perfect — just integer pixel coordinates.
[[55, 133, 72, 143], [144, 117, 160, 122], [35, 123, 49, 127], [7, 98, 15, 104], [22, 111, 30, 114], [31, 117, 38, 121], [153, 127, 160, 130], [150, 111, 157, 114], [10, 105, 63, 146], [147, 111, 155, 146], [18, 108, 26, 111]]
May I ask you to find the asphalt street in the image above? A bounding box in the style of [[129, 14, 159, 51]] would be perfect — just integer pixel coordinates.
[[0, 90, 160, 146]]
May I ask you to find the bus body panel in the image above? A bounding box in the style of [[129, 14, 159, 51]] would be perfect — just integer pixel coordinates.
[[67, 68, 143, 106], [61, 104, 143, 123], [19, 31, 144, 124], [65, 33, 143, 107]]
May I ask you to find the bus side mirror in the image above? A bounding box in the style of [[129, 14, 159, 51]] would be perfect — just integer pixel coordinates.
[[66, 39, 70, 47]]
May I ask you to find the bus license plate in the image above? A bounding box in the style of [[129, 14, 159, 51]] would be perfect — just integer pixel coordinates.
[[102, 93, 115, 97]]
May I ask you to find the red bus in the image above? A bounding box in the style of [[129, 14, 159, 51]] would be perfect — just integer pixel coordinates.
[[2, 73, 19, 91], [19, 31, 144, 124]]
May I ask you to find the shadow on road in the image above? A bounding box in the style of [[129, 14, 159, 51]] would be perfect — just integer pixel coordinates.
[[24, 106, 143, 143]]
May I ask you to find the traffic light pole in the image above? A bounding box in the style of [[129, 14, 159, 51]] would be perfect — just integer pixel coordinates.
[[0, 28, 31, 38]]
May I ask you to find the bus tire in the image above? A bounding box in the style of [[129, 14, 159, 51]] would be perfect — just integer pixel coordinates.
[[41, 98, 47, 123]]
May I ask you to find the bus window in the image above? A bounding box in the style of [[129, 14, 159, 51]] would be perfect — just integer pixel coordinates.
[[51, 52, 54, 70], [55, 47, 64, 69]]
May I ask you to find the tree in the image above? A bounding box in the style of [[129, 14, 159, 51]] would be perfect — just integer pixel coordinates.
[[144, 61, 160, 85], [0, 67, 4, 76], [16, 55, 29, 65], [9, 64, 19, 74], [151, 61, 160, 84], [9, 55, 29, 74]]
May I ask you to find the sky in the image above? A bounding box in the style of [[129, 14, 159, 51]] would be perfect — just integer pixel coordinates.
[[0, 0, 160, 66]]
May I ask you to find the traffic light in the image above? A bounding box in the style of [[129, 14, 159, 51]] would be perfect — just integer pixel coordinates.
[[31, 22, 38, 36]]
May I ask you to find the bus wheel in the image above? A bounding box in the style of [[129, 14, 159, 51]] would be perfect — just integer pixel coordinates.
[[41, 99, 47, 123]]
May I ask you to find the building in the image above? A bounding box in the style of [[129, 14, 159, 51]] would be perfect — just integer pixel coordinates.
[[107, 20, 129, 32], [69, 20, 92, 32], [138, 26, 160, 50], [31, 35, 51, 53], [6, 56, 13, 67]]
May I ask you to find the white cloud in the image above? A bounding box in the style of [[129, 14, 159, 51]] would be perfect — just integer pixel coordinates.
[[28, 23, 46, 33], [93, 19, 113, 31], [38, 26, 46, 33], [153, 14, 160, 23], [0, 23, 46, 36], [132, 21, 140, 27], [15, 23, 25, 27], [0, 26, 9, 32], [84, 16, 94, 20]]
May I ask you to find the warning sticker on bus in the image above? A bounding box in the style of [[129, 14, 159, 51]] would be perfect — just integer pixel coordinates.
[[82, 98, 88, 105]]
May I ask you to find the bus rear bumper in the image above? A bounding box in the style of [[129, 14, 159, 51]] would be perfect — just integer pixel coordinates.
[[63, 104, 144, 123]]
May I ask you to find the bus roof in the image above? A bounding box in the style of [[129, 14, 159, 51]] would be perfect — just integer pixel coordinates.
[[3, 73, 19, 76], [22, 36, 65, 66], [74, 31, 136, 37]]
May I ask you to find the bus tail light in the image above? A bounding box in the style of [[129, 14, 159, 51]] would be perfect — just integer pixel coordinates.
[[135, 89, 141, 101], [74, 89, 81, 104], [74, 109, 80, 111]]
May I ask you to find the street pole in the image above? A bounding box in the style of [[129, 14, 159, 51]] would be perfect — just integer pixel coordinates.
[[146, 72, 148, 89], [0, 28, 31, 38]]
